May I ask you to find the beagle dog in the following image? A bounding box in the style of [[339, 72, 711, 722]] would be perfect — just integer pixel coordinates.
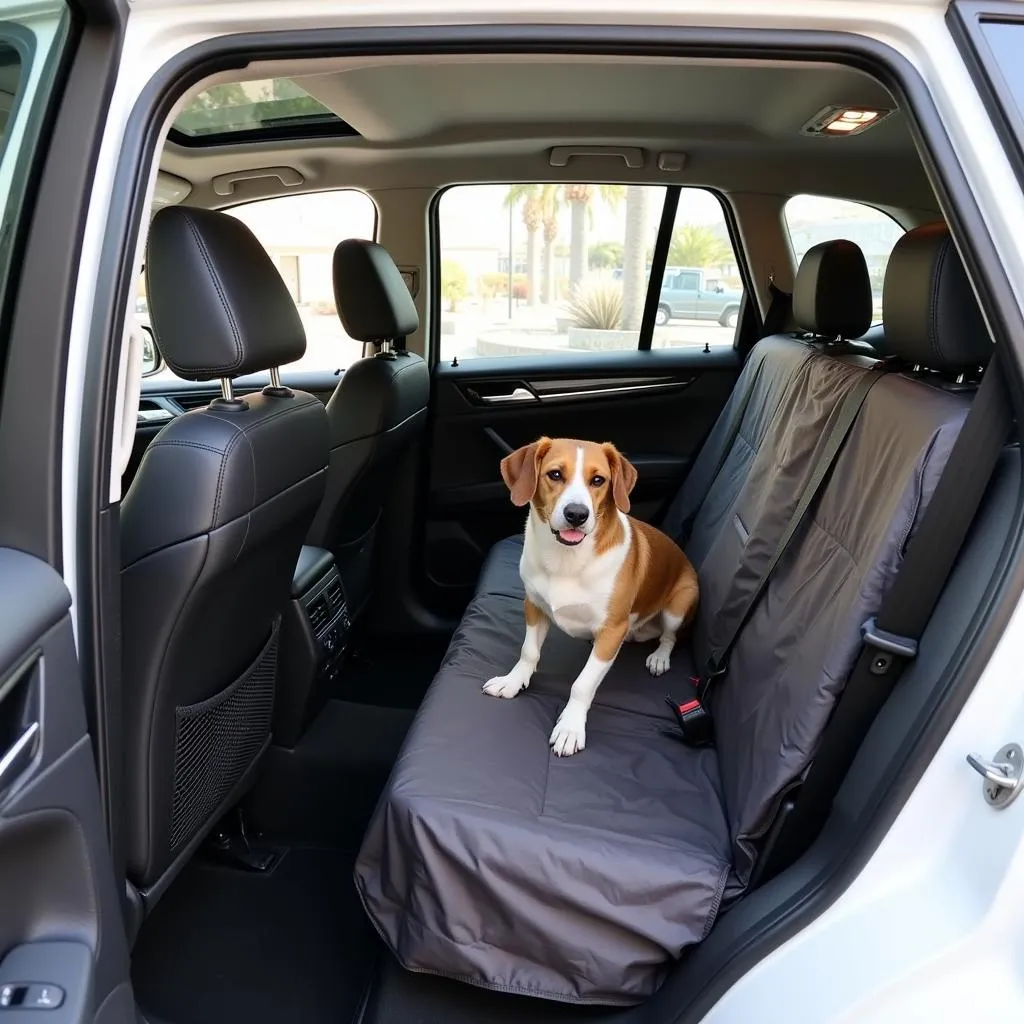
[[483, 436, 699, 756]]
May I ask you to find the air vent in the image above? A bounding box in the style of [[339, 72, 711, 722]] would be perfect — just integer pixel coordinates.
[[307, 597, 330, 635], [325, 577, 344, 611]]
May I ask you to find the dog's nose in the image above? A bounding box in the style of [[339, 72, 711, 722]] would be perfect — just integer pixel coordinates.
[[563, 503, 590, 528]]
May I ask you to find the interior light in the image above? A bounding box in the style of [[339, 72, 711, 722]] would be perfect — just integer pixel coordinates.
[[801, 105, 892, 138], [822, 120, 861, 133]]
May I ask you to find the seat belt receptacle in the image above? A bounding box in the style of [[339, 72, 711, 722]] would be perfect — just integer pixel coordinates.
[[665, 692, 714, 747], [860, 616, 919, 675]]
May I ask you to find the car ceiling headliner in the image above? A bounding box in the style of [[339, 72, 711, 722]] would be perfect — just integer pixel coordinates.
[[160, 54, 937, 214]]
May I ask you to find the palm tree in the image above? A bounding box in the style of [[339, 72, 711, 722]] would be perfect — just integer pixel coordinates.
[[668, 225, 733, 269], [564, 184, 626, 289], [621, 186, 652, 331], [538, 184, 561, 304], [504, 184, 542, 307]]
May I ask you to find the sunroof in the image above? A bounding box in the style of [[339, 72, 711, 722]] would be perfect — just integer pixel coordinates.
[[170, 77, 357, 145]]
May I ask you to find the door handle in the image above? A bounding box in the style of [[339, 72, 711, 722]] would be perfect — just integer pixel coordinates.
[[478, 387, 536, 404], [0, 721, 40, 792]]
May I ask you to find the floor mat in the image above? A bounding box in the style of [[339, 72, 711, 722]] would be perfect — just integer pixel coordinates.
[[339, 634, 452, 709], [132, 846, 379, 1024], [245, 700, 414, 848]]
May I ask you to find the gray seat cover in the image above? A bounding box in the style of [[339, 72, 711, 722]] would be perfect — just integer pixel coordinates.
[[354, 228, 990, 1004]]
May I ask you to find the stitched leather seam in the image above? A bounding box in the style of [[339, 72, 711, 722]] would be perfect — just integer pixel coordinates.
[[148, 439, 225, 455], [205, 398, 321, 523], [181, 211, 243, 375], [212, 427, 248, 525]]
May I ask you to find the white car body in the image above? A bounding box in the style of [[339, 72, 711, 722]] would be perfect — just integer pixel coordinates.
[[41, 0, 1024, 1017]]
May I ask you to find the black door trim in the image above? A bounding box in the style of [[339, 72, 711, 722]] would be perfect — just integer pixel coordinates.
[[639, 182, 680, 350]]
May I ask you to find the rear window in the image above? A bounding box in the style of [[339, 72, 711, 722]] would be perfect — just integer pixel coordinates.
[[783, 195, 904, 325]]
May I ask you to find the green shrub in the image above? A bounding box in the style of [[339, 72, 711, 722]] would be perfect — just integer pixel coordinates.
[[567, 281, 623, 330], [441, 260, 469, 311]]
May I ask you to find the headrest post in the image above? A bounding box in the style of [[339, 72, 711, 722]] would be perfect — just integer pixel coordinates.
[[376, 339, 397, 360], [220, 378, 234, 402], [262, 364, 293, 398]]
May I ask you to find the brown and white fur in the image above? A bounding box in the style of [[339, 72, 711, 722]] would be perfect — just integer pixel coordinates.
[[483, 437, 699, 756]]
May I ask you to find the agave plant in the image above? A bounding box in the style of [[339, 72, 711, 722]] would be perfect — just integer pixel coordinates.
[[567, 280, 623, 331]]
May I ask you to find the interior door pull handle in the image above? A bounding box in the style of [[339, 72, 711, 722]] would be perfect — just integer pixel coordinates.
[[0, 721, 40, 791], [479, 387, 535, 404]]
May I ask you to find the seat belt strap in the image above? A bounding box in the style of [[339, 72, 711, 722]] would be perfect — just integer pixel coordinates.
[[672, 282, 794, 547], [674, 351, 768, 547], [757, 355, 1013, 877], [671, 367, 887, 747], [761, 279, 793, 338]]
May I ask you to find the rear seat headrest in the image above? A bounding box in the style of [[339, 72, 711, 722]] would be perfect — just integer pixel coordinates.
[[145, 206, 306, 382], [333, 239, 419, 343], [792, 239, 872, 340], [880, 222, 992, 370]]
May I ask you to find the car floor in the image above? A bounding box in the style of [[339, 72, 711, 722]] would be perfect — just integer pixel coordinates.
[[130, 635, 427, 1024], [131, 844, 379, 1024], [130, 635, 632, 1024]]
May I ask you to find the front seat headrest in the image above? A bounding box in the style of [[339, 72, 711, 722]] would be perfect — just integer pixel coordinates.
[[792, 238, 873, 340], [333, 239, 419, 343], [146, 206, 306, 382], [879, 222, 991, 370]]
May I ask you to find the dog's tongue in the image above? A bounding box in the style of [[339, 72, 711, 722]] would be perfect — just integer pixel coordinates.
[[559, 528, 585, 544]]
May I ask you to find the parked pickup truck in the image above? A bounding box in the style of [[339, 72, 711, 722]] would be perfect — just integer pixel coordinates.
[[657, 266, 743, 328]]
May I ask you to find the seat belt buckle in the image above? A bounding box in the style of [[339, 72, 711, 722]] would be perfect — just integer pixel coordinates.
[[861, 617, 918, 676], [664, 694, 715, 748]]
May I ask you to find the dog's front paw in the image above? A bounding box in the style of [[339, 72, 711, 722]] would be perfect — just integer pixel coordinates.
[[483, 671, 529, 699], [549, 703, 586, 756], [646, 648, 671, 677]]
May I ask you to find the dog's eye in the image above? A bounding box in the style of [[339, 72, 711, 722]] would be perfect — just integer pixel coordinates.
[[590, 475, 606, 487], [546, 469, 563, 481]]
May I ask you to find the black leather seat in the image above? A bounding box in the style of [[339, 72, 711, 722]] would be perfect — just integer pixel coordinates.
[[120, 206, 329, 904], [306, 239, 430, 621]]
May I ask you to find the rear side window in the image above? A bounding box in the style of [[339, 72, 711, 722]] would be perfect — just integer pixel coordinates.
[[783, 195, 904, 324], [435, 184, 744, 362], [138, 188, 378, 378], [0, 5, 71, 384]]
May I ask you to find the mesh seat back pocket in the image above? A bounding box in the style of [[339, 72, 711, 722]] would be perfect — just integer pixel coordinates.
[[169, 620, 280, 853]]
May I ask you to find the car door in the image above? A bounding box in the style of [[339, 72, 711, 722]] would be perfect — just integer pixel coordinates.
[[0, 1, 133, 1021], [419, 183, 752, 617], [677, 269, 702, 318]]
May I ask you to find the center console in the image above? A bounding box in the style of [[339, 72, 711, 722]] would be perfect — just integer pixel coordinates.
[[275, 545, 353, 747]]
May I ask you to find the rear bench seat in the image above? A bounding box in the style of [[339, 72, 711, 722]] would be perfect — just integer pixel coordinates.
[[354, 224, 991, 1005]]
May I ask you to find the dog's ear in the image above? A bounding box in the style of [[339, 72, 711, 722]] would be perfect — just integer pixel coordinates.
[[603, 442, 638, 513], [501, 437, 552, 507]]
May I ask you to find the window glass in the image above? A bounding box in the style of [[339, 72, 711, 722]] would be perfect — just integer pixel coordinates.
[[437, 184, 668, 362], [172, 77, 354, 142], [648, 189, 746, 349], [138, 189, 377, 378], [979, 21, 1024, 131], [0, 4, 70, 386], [783, 195, 904, 325], [437, 184, 745, 362]]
